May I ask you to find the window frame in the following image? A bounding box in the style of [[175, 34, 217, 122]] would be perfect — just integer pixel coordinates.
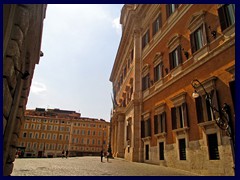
[[218, 4, 235, 32], [152, 13, 162, 36]]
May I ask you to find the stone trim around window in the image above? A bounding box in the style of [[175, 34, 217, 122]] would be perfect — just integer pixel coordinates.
[[187, 10, 206, 33], [154, 102, 166, 115], [167, 34, 181, 53], [170, 92, 186, 107]]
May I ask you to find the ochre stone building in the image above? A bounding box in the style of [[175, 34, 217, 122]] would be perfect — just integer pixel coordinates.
[[17, 108, 110, 158], [3, 4, 47, 176], [110, 4, 235, 176]]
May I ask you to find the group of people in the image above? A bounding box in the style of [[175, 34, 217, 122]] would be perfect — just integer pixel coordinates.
[[100, 150, 110, 162], [62, 149, 69, 158]]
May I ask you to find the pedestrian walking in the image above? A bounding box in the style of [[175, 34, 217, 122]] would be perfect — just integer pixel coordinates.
[[100, 150, 103, 162], [107, 151, 110, 162], [66, 150, 69, 158], [62, 150, 65, 158]]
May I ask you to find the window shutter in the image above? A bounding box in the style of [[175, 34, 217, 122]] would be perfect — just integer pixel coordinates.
[[202, 23, 208, 45], [169, 53, 173, 70], [182, 103, 189, 127], [148, 118, 151, 137], [190, 33, 196, 54], [218, 6, 227, 32], [154, 115, 158, 134], [177, 45, 182, 64], [211, 90, 220, 120], [162, 112, 166, 133], [159, 13, 162, 28], [166, 4, 170, 18], [141, 120, 145, 138], [171, 107, 177, 130], [195, 96, 204, 123]]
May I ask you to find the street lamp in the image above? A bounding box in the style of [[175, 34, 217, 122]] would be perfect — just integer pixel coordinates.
[[191, 79, 235, 169]]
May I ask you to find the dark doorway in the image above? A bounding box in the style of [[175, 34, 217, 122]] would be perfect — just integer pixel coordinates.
[[145, 144, 149, 160]]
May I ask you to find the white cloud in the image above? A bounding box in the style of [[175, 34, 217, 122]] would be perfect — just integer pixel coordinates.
[[30, 82, 47, 95], [112, 17, 122, 35]]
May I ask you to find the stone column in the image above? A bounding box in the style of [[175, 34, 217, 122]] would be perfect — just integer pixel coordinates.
[[116, 114, 125, 158], [132, 25, 143, 162]]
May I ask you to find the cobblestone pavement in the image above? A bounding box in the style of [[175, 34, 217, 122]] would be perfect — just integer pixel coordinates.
[[12, 156, 200, 176]]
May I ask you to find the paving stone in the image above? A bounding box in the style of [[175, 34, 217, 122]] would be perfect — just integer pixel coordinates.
[[11, 156, 200, 176]]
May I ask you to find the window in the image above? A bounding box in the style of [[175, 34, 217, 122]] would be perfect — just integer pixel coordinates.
[[171, 103, 188, 130], [218, 4, 235, 32], [169, 45, 182, 70], [42, 125, 46, 130], [159, 142, 164, 160], [142, 73, 150, 91], [47, 125, 52, 131], [24, 123, 29, 129], [154, 112, 166, 134], [154, 62, 163, 82], [179, 139, 186, 160], [126, 120, 131, 141], [152, 13, 162, 36], [195, 90, 219, 123], [190, 25, 206, 54], [29, 133, 33, 138], [141, 119, 151, 138], [207, 134, 220, 160], [35, 133, 39, 139], [142, 30, 150, 49], [166, 4, 179, 18], [23, 132, 27, 138]]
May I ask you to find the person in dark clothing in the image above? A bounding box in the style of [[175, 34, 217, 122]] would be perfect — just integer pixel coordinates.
[[66, 150, 69, 158], [107, 151, 110, 162], [100, 150, 104, 162], [62, 150, 65, 158]]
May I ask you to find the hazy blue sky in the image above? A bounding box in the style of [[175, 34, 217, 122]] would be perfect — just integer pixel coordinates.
[[26, 4, 123, 121]]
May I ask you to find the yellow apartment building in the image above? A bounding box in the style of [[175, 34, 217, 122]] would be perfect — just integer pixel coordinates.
[[17, 108, 110, 158]]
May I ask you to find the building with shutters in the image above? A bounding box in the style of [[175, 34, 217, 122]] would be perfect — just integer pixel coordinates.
[[17, 108, 110, 158], [110, 4, 235, 176]]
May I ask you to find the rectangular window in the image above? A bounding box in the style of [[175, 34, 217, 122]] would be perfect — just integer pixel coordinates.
[[159, 142, 164, 160], [142, 30, 150, 49], [166, 4, 179, 18], [142, 74, 150, 91], [154, 63, 163, 82], [195, 90, 219, 123], [208, 134, 220, 160], [190, 25, 206, 53], [218, 4, 235, 32], [154, 112, 166, 134], [144, 119, 151, 137], [171, 103, 188, 130], [152, 13, 162, 36], [179, 139, 186, 160], [169, 45, 182, 70]]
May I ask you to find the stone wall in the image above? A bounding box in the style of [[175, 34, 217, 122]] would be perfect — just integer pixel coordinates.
[[3, 4, 47, 176]]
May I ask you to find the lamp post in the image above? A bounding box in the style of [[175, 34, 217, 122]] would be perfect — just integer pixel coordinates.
[[191, 79, 235, 170]]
